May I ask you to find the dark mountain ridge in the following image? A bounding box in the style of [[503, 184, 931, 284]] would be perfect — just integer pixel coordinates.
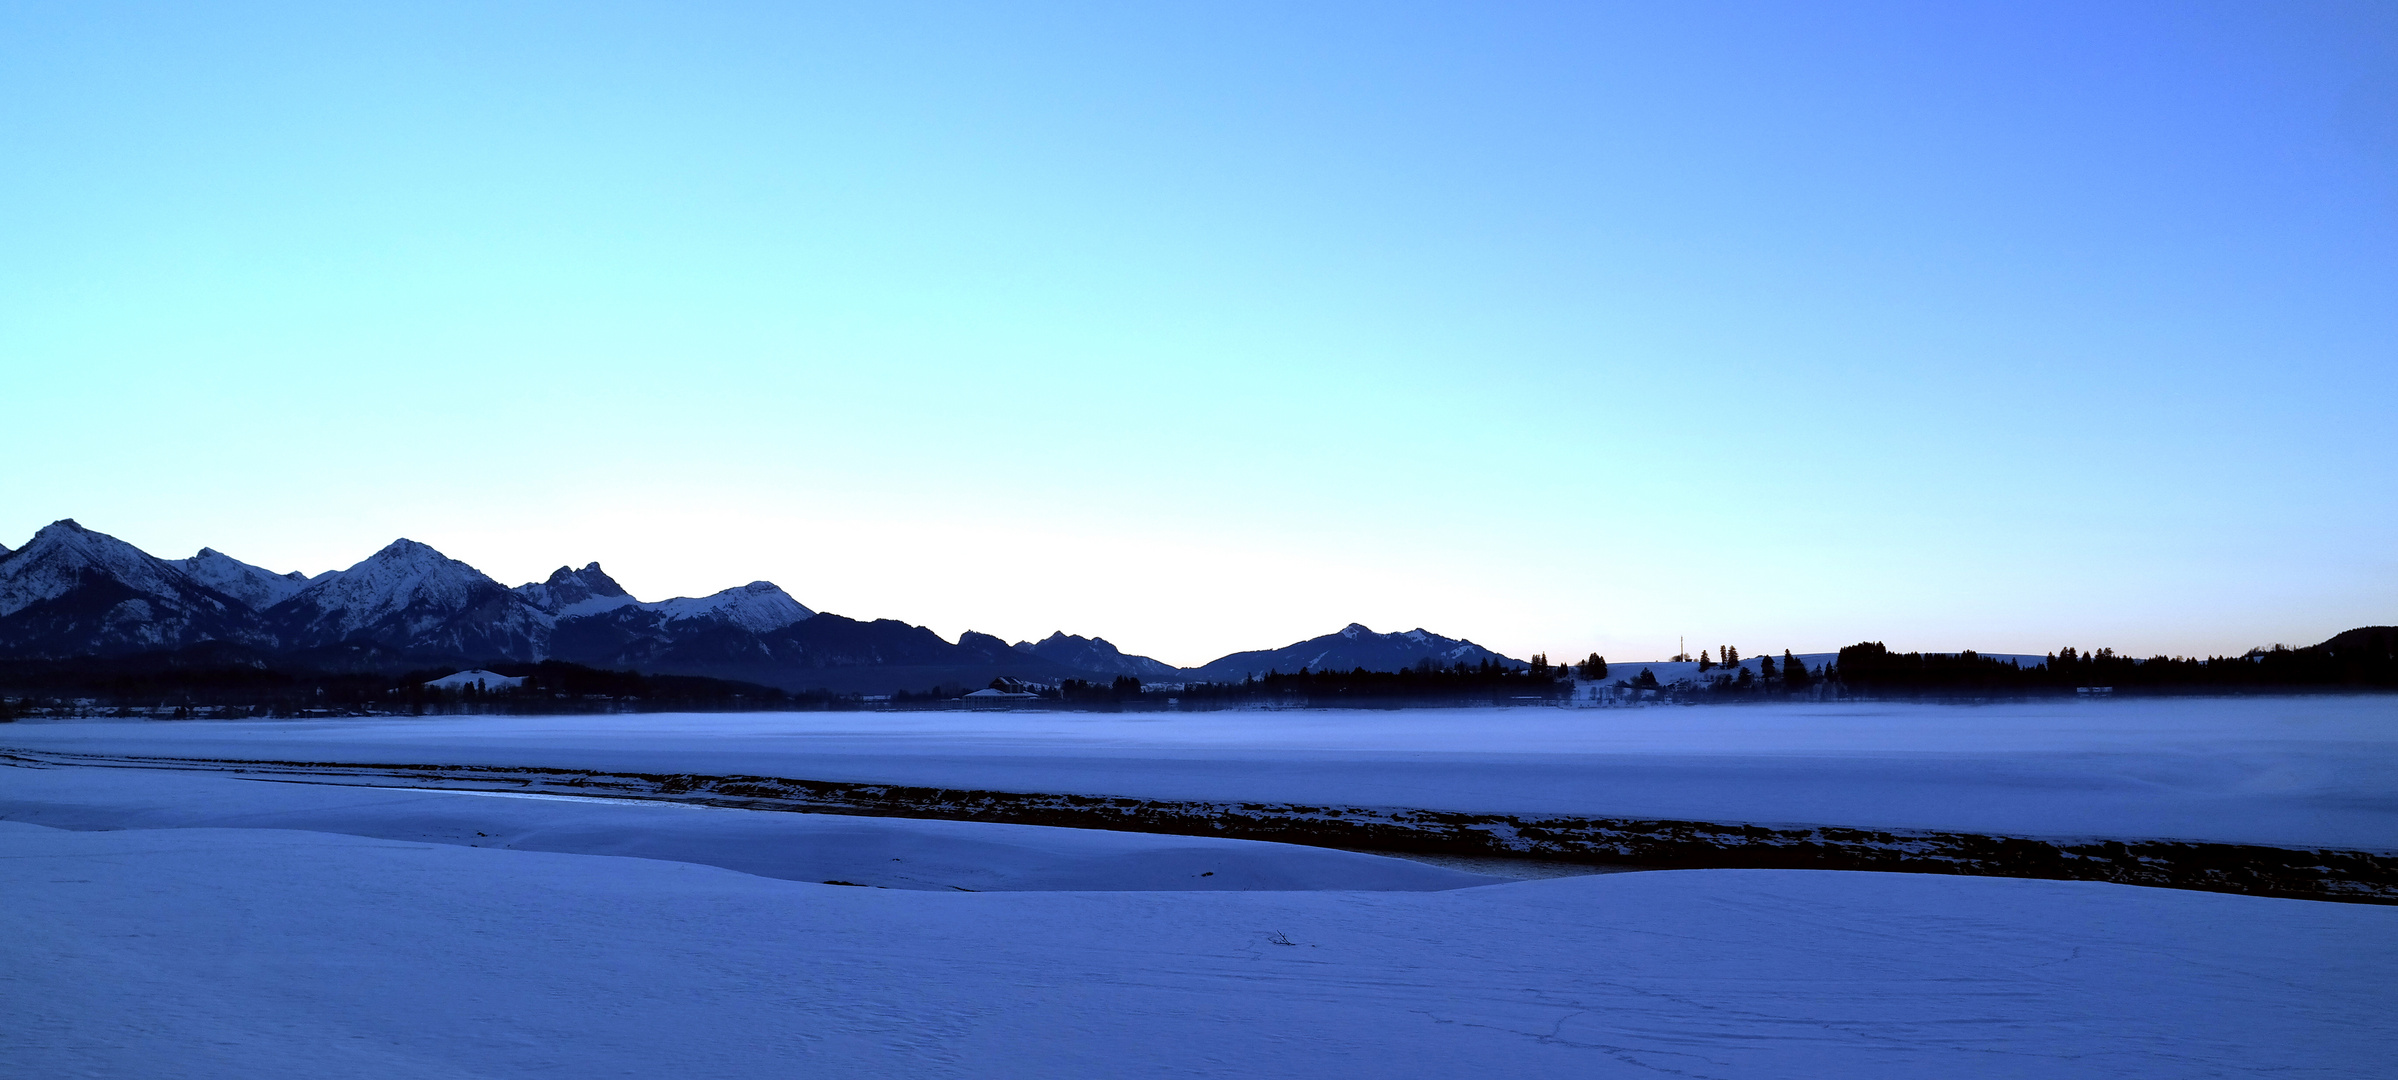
[[1014, 632, 1182, 679], [1188, 622, 1521, 682], [0, 521, 1540, 696], [1, 521, 1366, 694]]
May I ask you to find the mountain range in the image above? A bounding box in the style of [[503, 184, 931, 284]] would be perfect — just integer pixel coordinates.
[[0, 520, 1523, 695]]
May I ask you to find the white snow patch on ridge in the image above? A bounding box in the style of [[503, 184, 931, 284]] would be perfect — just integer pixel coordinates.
[[423, 669, 525, 691], [554, 592, 643, 617], [643, 581, 813, 632]]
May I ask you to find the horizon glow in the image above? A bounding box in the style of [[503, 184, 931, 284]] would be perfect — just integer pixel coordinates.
[[4, 3, 2393, 668]]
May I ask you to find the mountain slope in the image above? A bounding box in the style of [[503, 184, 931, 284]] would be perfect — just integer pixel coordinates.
[[268, 540, 552, 660], [2314, 626, 2396, 656], [1189, 623, 1522, 682], [550, 612, 1089, 693], [0, 521, 263, 656], [175, 548, 313, 611], [644, 582, 813, 632], [1014, 632, 1180, 680]]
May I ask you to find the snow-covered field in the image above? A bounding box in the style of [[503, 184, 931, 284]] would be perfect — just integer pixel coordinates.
[[6, 696, 2394, 1076], [5, 815, 2389, 1078], [0, 766, 1493, 893]]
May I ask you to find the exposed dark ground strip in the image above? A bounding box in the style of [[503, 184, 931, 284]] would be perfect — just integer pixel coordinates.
[[6, 747, 2393, 904]]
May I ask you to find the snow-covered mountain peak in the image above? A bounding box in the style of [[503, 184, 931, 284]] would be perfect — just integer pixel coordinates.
[[646, 581, 814, 633], [1339, 622, 1375, 639], [367, 538, 444, 563], [279, 539, 506, 620], [26, 519, 112, 557], [266, 536, 557, 656], [176, 547, 311, 611], [547, 562, 627, 596], [0, 520, 198, 618]]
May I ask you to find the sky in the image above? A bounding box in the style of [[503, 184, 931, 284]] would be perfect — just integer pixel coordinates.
[[3, 1, 2393, 667]]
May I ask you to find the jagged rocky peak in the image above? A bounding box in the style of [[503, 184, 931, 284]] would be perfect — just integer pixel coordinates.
[[176, 547, 312, 611], [1019, 630, 1129, 656], [647, 581, 814, 633], [517, 561, 636, 615]]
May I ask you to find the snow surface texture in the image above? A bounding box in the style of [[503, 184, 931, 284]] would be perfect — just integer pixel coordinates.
[[0, 766, 1492, 892], [9, 696, 2393, 849], [3, 815, 2389, 1078]]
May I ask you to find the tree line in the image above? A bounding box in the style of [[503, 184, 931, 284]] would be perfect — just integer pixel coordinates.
[[1624, 630, 2397, 699], [0, 655, 826, 720], [1833, 632, 2397, 693]]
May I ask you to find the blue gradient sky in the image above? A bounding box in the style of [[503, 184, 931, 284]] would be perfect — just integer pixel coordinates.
[[4, 2, 2393, 666]]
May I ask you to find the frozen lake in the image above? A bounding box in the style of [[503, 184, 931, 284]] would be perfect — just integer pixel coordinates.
[[8, 695, 2394, 848]]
